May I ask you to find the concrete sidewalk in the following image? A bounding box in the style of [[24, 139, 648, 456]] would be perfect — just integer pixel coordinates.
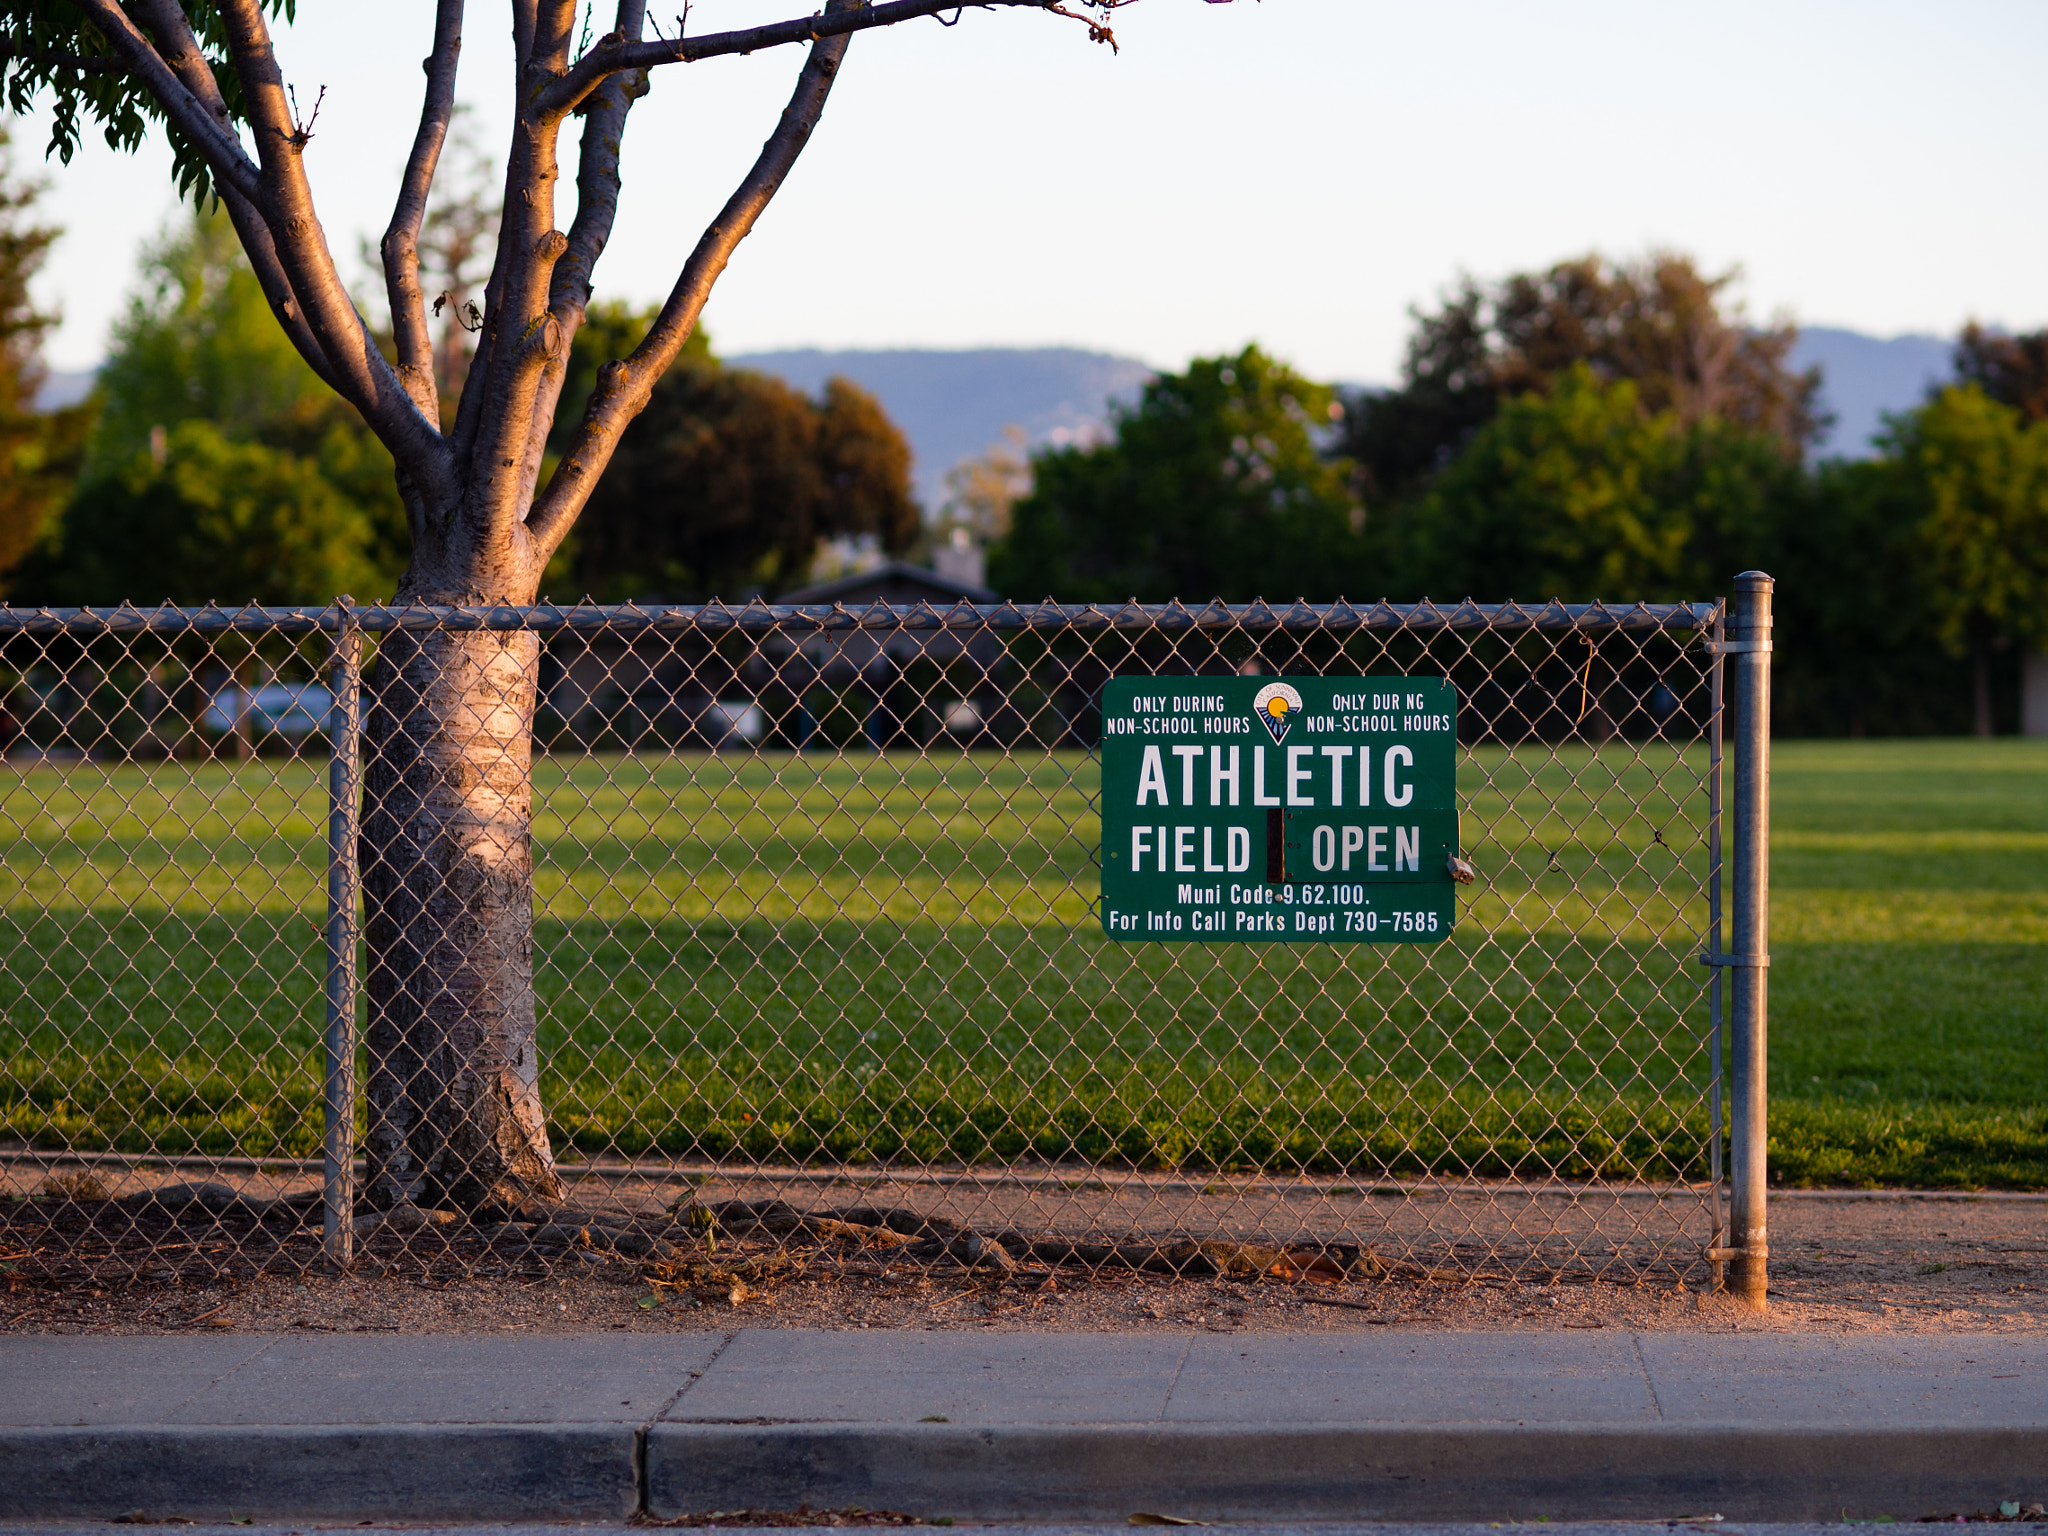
[[3, 1331, 2045, 1523]]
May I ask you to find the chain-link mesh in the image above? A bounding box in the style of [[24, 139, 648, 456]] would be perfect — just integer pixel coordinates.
[[2, 597, 1732, 1290]]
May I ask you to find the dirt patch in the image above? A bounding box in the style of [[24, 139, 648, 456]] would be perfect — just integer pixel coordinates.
[[0, 1161, 1734, 1290], [3, 1189, 2043, 1337]]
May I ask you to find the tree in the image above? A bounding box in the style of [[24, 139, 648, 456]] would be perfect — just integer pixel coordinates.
[[939, 425, 1032, 546], [1760, 456, 1976, 739], [1954, 322, 2048, 424], [816, 376, 920, 557], [1413, 365, 1795, 605], [56, 418, 386, 603], [1338, 252, 1821, 508], [0, 132, 90, 597], [1882, 386, 2048, 737], [992, 346, 1365, 603], [569, 359, 917, 600], [3, 0, 1144, 1216], [90, 206, 334, 463]]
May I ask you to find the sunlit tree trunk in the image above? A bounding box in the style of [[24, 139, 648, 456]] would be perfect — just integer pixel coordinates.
[[361, 620, 564, 1212]]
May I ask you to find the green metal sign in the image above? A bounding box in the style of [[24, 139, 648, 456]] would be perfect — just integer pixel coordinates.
[[1100, 676, 1461, 943]]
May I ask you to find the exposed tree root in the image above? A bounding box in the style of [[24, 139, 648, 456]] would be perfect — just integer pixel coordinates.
[[679, 1197, 1386, 1281]]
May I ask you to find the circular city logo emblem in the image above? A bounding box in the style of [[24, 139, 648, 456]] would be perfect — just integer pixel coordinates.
[[1252, 681, 1303, 744]]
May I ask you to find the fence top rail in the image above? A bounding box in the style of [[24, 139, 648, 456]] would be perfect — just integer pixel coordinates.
[[0, 596, 1723, 638]]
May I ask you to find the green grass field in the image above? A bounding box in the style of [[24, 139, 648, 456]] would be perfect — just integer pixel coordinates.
[[1759, 740, 2048, 1185], [3, 738, 2043, 1186]]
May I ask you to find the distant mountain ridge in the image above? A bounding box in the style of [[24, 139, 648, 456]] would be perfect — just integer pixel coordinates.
[[35, 368, 96, 412], [1787, 326, 1953, 457], [727, 346, 1153, 508]]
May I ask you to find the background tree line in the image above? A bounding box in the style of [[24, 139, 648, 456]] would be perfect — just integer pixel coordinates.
[[0, 141, 2040, 738], [992, 254, 2048, 737], [0, 136, 918, 612]]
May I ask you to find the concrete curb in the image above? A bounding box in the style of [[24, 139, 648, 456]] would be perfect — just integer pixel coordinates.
[[4, 1420, 2044, 1523], [0, 1425, 640, 1522], [648, 1422, 2048, 1523]]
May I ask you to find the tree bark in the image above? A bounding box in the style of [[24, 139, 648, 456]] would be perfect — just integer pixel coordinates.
[[361, 623, 563, 1212]]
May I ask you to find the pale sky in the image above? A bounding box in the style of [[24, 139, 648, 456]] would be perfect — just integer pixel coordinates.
[[16, 0, 2048, 380]]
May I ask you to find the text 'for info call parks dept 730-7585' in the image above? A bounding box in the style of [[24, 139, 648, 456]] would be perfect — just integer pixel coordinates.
[[1099, 676, 1463, 943]]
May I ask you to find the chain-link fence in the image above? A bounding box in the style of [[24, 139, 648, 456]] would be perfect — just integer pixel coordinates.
[[0, 588, 1774, 1297]]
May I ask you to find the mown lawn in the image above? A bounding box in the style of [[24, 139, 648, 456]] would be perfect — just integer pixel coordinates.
[[1762, 739, 2048, 1186], [2, 738, 2042, 1185]]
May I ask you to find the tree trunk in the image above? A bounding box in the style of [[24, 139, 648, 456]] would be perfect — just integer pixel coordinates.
[[1971, 624, 1994, 740], [361, 624, 564, 1213]]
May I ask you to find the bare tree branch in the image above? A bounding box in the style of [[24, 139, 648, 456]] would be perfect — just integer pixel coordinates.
[[525, 0, 858, 562], [538, 0, 1074, 119], [211, 0, 450, 490], [381, 0, 466, 422], [455, 0, 579, 552], [531, 0, 580, 76], [447, 244, 503, 463], [512, 0, 541, 75], [448, 0, 578, 468], [552, 0, 648, 316], [124, 0, 340, 392], [502, 0, 651, 523], [66, 0, 264, 203], [204, 1, 299, 165]]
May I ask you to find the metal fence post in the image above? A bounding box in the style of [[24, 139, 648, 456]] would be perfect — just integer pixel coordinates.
[[1705, 600, 1726, 1295], [322, 599, 364, 1269], [1727, 571, 1774, 1307]]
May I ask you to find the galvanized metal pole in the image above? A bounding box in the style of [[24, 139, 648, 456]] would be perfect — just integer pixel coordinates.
[[1727, 572, 1773, 1308], [322, 600, 364, 1270], [1705, 601, 1726, 1296]]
